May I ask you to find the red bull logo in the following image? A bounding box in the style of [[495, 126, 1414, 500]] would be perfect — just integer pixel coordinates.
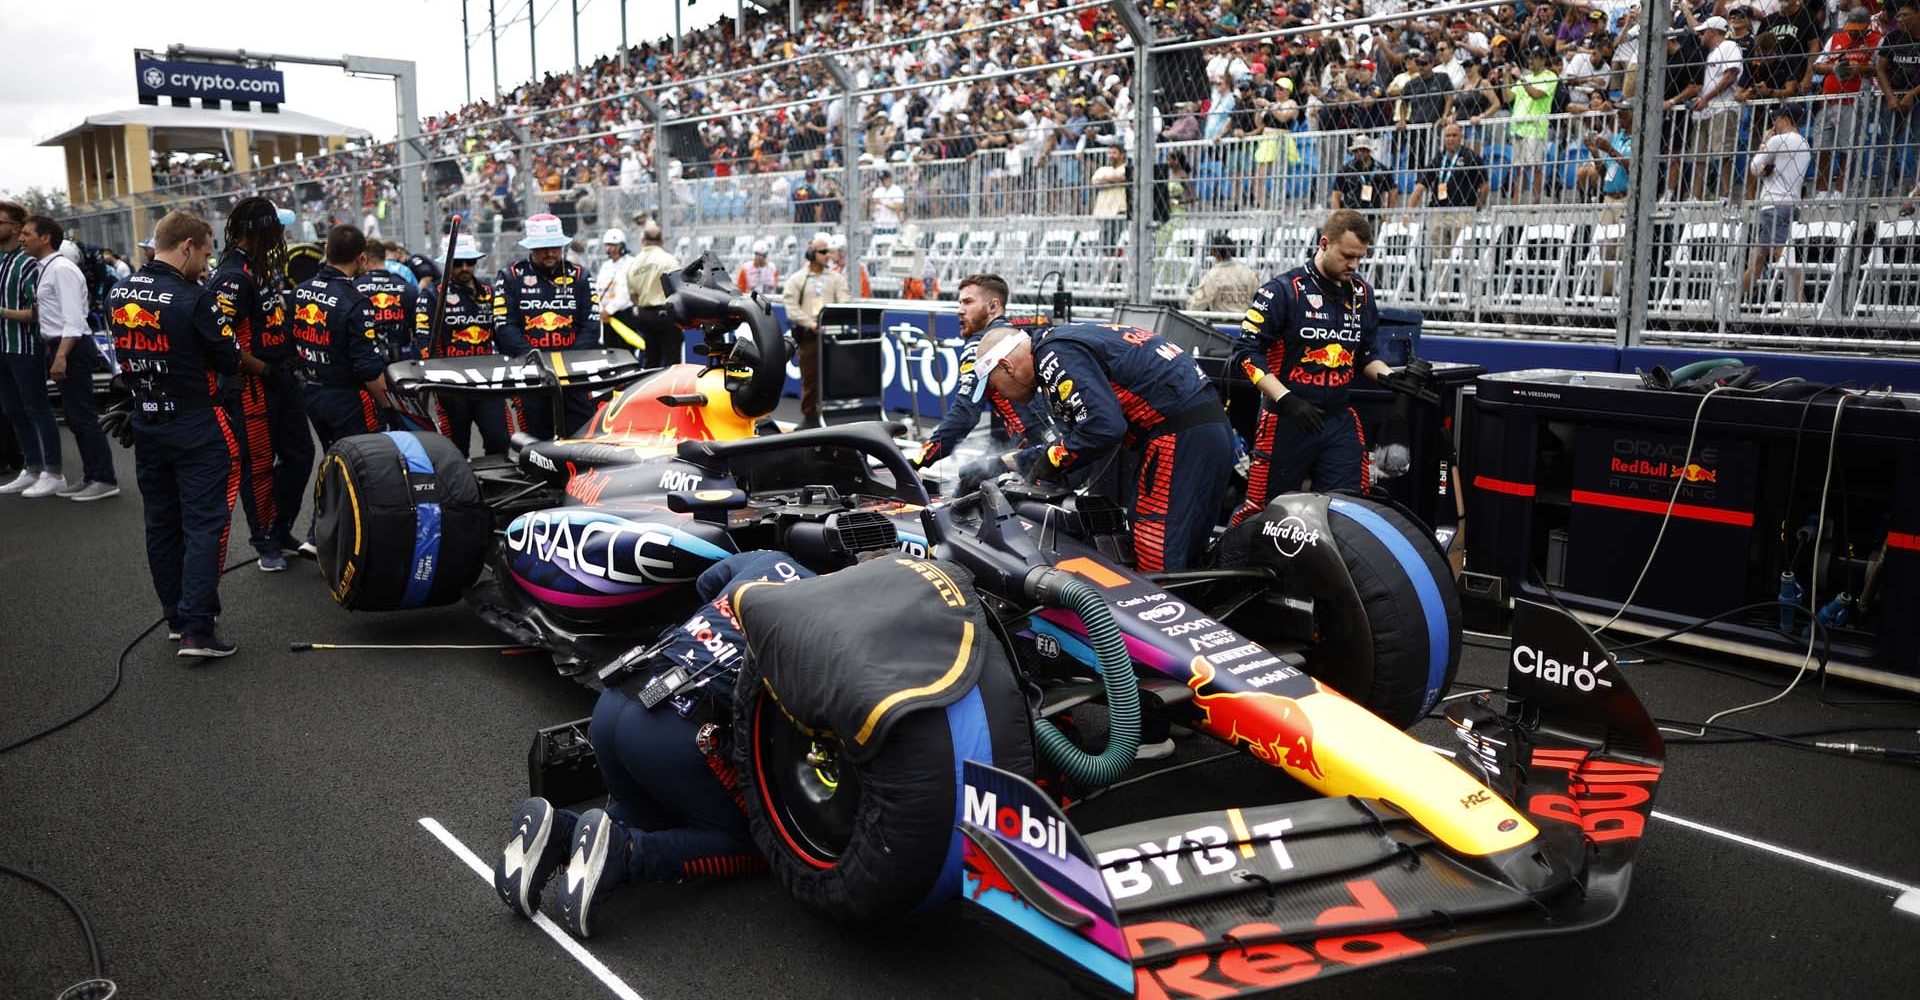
[[450, 324, 490, 346], [294, 303, 327, 325], [1678, 463, 1717, 484], [112, 303, 162, 329], [368, 292, 402, 309], [525, 311, 572, 333], [1187, 657, 1323, 779], [1299, 343, 1353, 368]]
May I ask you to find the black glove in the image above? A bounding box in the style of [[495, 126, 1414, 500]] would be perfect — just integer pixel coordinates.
[[1265, 392, 1324, 433], [99, 399, 134, 449], [1378, 358, 1439, 406], [955, 454, 1012, 496]]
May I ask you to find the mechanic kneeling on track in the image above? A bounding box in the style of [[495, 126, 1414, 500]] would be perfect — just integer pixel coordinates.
[[416, 233, 510, 455], [106, 210, 243, 658], [494, 551, 813, 939], [293, 225, 396, 451], [493, 212, 599, 439], [973, 320, 1233, 573], [1230, 209, 1430, 526]]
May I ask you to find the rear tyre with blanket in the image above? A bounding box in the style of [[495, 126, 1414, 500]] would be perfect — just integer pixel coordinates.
[[315, 430, 492, 610], [1215, 493, 1460, 729], [732, 643, 1034, 922]]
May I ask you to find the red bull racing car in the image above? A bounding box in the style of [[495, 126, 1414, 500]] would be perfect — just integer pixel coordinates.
[[310, 254, 1663, 995]]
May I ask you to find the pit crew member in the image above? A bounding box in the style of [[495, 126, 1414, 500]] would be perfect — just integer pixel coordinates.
[[494, 213, 599, 438], [416, 233, 509, 455], [975, 321, 1233, 573], [494, 550, 814, 938], [107, 210, 242, 657], [292, 225, 394, 451], [912, 273, 1050, 472], [354, 236, 422, 363]]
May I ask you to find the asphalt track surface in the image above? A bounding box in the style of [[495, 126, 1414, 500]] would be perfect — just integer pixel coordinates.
[[5, 437, 1920, 1000]]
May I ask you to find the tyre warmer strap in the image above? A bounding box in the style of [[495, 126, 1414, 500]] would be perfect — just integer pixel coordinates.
[[1328, 496, 1450, 717], [384, 431, 442, 609]]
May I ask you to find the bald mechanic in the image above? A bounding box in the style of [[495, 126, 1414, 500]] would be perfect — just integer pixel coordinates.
[[974, 321, 1232, 572], [910, 273, 1049, 472]]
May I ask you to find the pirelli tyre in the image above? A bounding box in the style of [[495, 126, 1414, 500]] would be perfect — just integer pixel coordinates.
[[1215, 493, 1461, 730], [315, 430, 491, 610], [732, 649, 1034, 922]]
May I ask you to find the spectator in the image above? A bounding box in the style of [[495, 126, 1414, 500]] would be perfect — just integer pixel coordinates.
[[1576, 105, 1637, 203], [1394, 49, 1455, 180], [1410, 121, 1489, 210], [1877, 1, 1920, 194], [869, 168, 906, 234], [1332, 135, 1397, 215], [23, 220, 116, 500], [1812, 8, 1880, 197], [0, 201, 58, 497], [1453, 57, 1507, 138], [1186, 233, 1259, 314], [1091, 146, 1130, 254], [1741, 105, 1812, 299], [1509, 45, 1560, 203], [1662, 28, 1707, 199], [792, 168, 821, 225], [1691, 17, 1745, 200], [1761, 0, 1824, 71], [780, 233, 851, 428]]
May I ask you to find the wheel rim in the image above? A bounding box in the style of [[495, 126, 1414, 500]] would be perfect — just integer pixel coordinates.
[[754, 694, 861, 867]]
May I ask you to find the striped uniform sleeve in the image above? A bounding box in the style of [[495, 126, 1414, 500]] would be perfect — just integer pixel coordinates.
[[1231, 276, 1287, 385]]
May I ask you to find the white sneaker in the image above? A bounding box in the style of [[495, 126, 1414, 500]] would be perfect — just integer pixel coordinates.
[[21, 472, 69, 498], [69, 481, 120, 502], [0, 470, 36, 494]]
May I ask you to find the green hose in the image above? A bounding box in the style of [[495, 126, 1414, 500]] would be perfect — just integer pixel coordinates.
[[1028, 574, 1141, 788]]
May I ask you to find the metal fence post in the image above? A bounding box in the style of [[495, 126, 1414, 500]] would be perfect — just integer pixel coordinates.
[[824, 57, 863, 283], [639, 94, 668, 229], [1619, 0, 1670, 350], [1113, 0, 1155, 305], [507, 120, 538, 226]]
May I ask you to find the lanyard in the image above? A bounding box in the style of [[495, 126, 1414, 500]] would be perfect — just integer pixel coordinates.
[[1436, 151, 1460, 188]]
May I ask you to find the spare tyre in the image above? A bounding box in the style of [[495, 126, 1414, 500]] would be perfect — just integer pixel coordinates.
[[1214, 492, 1460, 729], [315, 430, 492, 610]]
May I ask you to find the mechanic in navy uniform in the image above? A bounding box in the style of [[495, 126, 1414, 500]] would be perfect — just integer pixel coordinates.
[[975, 320, 1233, 573], [493, 212, 599, 439], [494, 550, 814, 939], [292, 225, 395, 452], [354, 239, 422, 363], [209, 197, 311, 572], [415, 233, 510, 455], [107, 210, 243, 658], [1229, 209, 1428, 527], [911, 273, 1051, 470]]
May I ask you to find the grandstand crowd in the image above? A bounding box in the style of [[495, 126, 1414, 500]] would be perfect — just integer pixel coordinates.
[[112, 1, 1920, 249]]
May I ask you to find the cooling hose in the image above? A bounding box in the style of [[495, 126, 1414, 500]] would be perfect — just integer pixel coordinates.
[[1025, 569, 1141, 787]]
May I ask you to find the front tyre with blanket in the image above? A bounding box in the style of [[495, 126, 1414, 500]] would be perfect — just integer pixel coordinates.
[[1214, 492, 1460, 729], [315, 430, 492, 609]]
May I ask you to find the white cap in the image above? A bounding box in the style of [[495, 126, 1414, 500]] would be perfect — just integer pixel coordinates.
[[442, 232, 485, 260], [829, 234, 847, 250], [58, 240, 81, 263], [752, 238, 771, 255], [602, 227, 628, 245], [1699, 15, 1729, 31], [518, 213, 570, 249]]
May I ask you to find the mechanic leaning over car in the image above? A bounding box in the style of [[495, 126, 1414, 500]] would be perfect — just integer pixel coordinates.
[[354, 235, 422, 363], [416, 233, 510, 456], [911, 273, 1051, 471], [208, 197, 311, 573], [1230, 209, 1430, 527], [292, 225, 395, 452], [493, 212, 599, 439], [494, 550, 814, 939], [107, 210, 243, 658], [975, 320, 1234, 573]]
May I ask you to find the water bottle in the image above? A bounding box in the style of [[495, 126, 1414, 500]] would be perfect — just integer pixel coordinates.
[[1777, 571, 1803, 633]]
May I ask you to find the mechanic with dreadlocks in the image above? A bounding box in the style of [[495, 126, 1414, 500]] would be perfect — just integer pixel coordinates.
[[292, 225, 394, 451], [209, 197, 311, 571], [415, 232, 510, 455], [974, 320, 1233, 573], [105, 210, 242, 657], [493, 212, 598, 439], [354, 234, 421, 363], [1229, 209, 1429, 527], [909, 273, 1051, 479], [494, 550, 815, 939]]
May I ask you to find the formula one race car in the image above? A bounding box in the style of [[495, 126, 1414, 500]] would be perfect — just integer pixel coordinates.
[[311, 254, 1663, 992]]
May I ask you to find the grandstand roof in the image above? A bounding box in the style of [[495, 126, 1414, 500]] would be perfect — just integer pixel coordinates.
[[38, 105, 371, 150]]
